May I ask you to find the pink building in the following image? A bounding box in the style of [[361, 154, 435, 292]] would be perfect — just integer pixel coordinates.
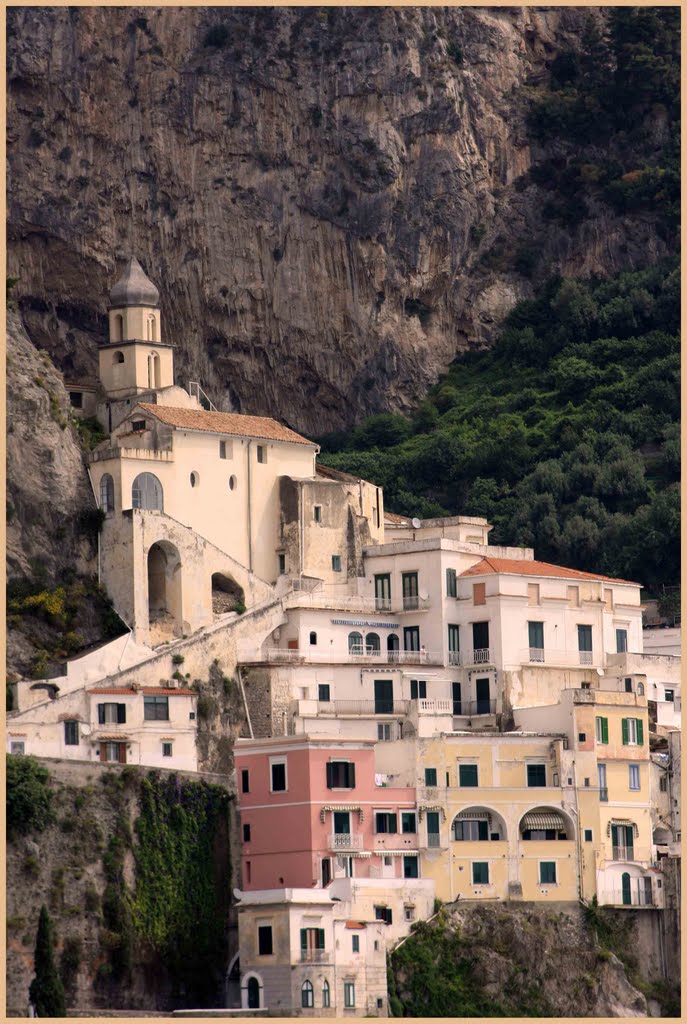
[[234, 736, 419, 890]]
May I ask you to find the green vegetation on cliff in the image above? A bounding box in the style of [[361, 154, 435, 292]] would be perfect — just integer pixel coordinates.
[[7, 755, 54, 839], [30, 905, 67, 1018], [321, 261, 679, 590]]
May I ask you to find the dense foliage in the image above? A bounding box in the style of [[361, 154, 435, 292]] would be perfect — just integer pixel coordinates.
[[30, 905, 66, 1018], [131, 773, 231, 1005], [7, 755, 54, 839], [321, 262, 679, 590], [525, 8, 679, 238]]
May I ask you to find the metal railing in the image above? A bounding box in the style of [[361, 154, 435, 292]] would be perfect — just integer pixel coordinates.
[[448, 651, 461, 666], [328, 833, 363, 851], [317, 700, 410, 716], [599, 788, 609, 802], [579, 651, 593, 665], [612, 846, 635, 861], [188, 381, 217, 411], [518, 648, 599, 669], [238, 648, 442, 666], [529, 647, 545, 663], [599, 889, 654, 907], [426, 833, 441, 848], [464, 648, 493, 666], [284, 593, 429, 613], [453, 699, 497, 717]]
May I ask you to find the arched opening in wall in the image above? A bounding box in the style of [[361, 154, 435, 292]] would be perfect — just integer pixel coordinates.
[[518, 807, 575, 841], [147, 314, 158, 343], [365, 632, 381, 655], [99, 473, 115, 513], [212, 572, 245, 619], [113, 315, 124, 342], [243, 974, 262, 1010], [113, 350, 125, 364], [387, 633, 399, 662], [225, 954, 241, 1009], [451, 806, 507, 842], [132, 472, 163, 511], [147, 541, 182, 643], [151, 350, 161, 387], [348, 631, 363, 655]]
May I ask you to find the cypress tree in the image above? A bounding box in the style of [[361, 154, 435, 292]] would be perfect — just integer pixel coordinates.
[[29, 905, 66, 1017]]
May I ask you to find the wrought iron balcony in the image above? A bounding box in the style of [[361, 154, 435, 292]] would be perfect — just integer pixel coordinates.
[[328, 832, 363, 851]]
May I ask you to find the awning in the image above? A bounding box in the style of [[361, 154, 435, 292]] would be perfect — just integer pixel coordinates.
[[607, 819, 639, 838], [375, 850, 413, 857], [458, 810, 491, 822], [522, 812, 565, 831], [320, 805, 363, 824], [418, 805, 447, 822]]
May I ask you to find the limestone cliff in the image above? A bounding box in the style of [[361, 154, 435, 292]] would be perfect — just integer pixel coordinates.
[[6, 6, 672, 434]]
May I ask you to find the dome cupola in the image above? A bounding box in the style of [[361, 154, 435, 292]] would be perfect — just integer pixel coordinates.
[[109, 256, 160, 308]]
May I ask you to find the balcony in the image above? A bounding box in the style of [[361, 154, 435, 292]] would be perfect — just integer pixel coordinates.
[[612, 846, 635, 862], [374, 833, 419, 852], [599, 788, 609, 802], [448, 651, 461, 666], [283, 592, 430, 614], [599, 889, 655, 908], [453, 699, 497, 717], [402, 595, 430, 612], [529, 647, 545, 663], [426, 833, 441, 849], [317, 700, 410, 716], [518, 648, 599, 669], [239, 647, 442, 666], [328, 833, 363, 852], [416, 699, 453, 716], [463, 648, 493, 666], [579, 651, 593, 666]]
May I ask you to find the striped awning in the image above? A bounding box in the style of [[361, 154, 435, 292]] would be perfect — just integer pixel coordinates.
[[418, 805, 447, 822], [522, 812, 565, 831], [320, 805, 363, 823], [95, 735, 130, 741], [607, 819, 639, 838], [458, 810, 491, 821], [338, 851, 371, 859], [376, 850, 413, 857]]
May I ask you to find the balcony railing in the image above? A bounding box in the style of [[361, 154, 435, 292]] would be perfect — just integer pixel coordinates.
[[599, 889, 655, 908], [612, 846, 635, 862], [529, 647, 545, 663], [238, 648, 441, 665], [599, 788, 609, 802], [328, 833, 363, 851], [453, 699, 497, 717], [317, 700, 410, 716], [448, 651, 461, 666], [426, 833, 441, 848], [518, 647, 599, 669], [464, 648, 493, 666], [416, 699, 453, 716], [579, 651, 593, 665], [284, 593, 430, 613]]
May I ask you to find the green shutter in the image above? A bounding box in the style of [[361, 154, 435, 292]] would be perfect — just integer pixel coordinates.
[[601, 717, 608, 744], [611, 824, 618, 847], [478, 820, 488, 841], [300, 929, 307, 951], [390, 814, 398, 834], [318, 928, 325, 949], [636, 718, 644, 745], [621, 718, 629, 745]]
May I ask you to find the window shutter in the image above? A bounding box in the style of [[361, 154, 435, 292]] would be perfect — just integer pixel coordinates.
[[98, 704, 106, 725], [621, 718, 629, 745], [348, 763, 355, 788], [300, 929, 307, 951], [117, 703, 126, 724], [478, 820, 488, 841], [625, 825, 634, 852], [326, 763, 333, 788], [376, 813, 386, 834], [636, 719, 644, 745], [118, 744, 127, 764], [410, 680, 418, 700], [601, 718, 608, 744], [611, 824, 618, 846], [390, 814, 397, 834], [385, 908, 392, 925], [99, 742, 106, 763], [318, 928, 325, 949]]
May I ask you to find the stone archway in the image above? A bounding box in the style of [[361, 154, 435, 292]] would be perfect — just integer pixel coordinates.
[[147, 540, 182, 643], [212, 572, 245, 618]]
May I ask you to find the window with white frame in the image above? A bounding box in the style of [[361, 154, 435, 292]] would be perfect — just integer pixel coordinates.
[[10, 741, 25, 755], [629, 764, 641, 791], [162, 741, 173, 757], [344, 982, 355, 1008], [270, 758, 287, 792]]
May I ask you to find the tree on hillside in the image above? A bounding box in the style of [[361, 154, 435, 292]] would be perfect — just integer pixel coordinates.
[[30, 905, 66, 1018]]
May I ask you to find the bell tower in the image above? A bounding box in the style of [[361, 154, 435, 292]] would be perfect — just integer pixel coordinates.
[[99, 257, 174, 397]]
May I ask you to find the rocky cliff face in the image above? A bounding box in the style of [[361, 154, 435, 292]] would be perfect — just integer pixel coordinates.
[[6, 6, 671, 434]]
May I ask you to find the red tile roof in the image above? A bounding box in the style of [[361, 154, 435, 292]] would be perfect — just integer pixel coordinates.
[[345, 921, 367, 929], [136, 404, 315, 446], [88, 688, 137, 695], [141, 688, 196, 696], [460, 557, 639, 586]]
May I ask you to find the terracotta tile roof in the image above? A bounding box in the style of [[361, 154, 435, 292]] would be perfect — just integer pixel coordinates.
[[136, 404, 315, 446], [88, 688, 137, 695], [384, 510, 411, 524], [460, 557, 639, 586], [141, 688, 196, 696], [345, 921, 367, 929], [316, 463, 361, 483], [96, 734, 130, 741]]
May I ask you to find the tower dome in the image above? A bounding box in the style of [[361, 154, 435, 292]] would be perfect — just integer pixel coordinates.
[[109, 256, 160, 308]]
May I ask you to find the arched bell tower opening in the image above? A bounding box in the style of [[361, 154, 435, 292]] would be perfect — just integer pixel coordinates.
[[147, 541, 183, 643]]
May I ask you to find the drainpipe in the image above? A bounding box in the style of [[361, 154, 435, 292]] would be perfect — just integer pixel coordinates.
[[246, 441, 253, 572], [299, 482, 305, 578], [86, 466, 102, 585], [236, 666, 254, 739], [571, 755, 585, 902]]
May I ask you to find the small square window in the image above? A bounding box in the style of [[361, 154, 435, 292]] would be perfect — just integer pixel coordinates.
[[314, 505, 322, 523], [539, 861, 557, 884], [665, 689, 674, 702], [243, 823, 251, 842], [578, 733, 586, 743], [472, 862, 489, 885], [132, 419, 146, 432], [69, 391, 83, 409], [10, 741, 25, 755], [318, 684, 331, 702], [189, 711, 196, 720], [527, 764, 546, 787], [404, 905, 415, 922], [584, 829, 593, 842], [459, 764, 478, 787], [256, 445, 267, 463], [162, 741, 173, 757], [378, 723, 392, 741], [331, 555, 342, 572]]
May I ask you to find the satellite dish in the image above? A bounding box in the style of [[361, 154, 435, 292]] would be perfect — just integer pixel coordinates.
[[419, 589, 429, 601], [411, 517, 422, 530], [596, 668, 604, 676], [81, 724, 91, 737]]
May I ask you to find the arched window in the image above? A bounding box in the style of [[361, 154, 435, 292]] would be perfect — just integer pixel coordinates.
[[301, 980, 314, 1009], [365, 632, 381, 655], [113, 350, 125, 364], [132, 472, 163, 511], [636, 681, 645, 696], [113, 314, 123, 342], [621, 872, 632, 906], [519, 808, 572, 841], [190, 471, 200, 488], [452, 808, 506, 841], [147, 314, 157, 342], [309, 631, 317, 646], [322, 980, 330, 1008], [348, 631, 363, 655], [99, 473, 115, 513], [246, 976, 261, 1009], [387, 633, 399, 662]]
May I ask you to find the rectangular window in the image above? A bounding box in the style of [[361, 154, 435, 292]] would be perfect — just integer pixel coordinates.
[[69, 391, 83, 409], [472, 862, 489, 885], [331, 554, 341, 572], [326, 761, 355, 788], [256, 445, 267, 463], [162, 741, 173, 757], [402, 572, 419, 610], [10, 741, 25, 755], [527, 583, 540, 606], [446, 568, 457, 598], [403, 626, 420, 652], [622, 718, 643, 746], [375, 906, 392, 925], [219, 440, 228, 459], [352, 934, 360, 952], [132, 419, 146, 432], [143, 695, 169, 721], [374, 574, 391, 611], [665, 689, 674, 702], [459, 764, 479, 787], [577, 624, 593, 658], [625, 678, 633, 692], [318, 684, 331, 702], [528, 621, 544, 653], [616, 629, 628, 653], [258, 925, 273, 955], [424, 767, 437, 787], [278, 553, 286, 575], [404, 905, 415, 922], [241, 768, 250, 793], [584, 829, 593, 842], [629, 765, 641, 791], [311, 505, 321, 523], [472, 582, 486, 606], [102, 742, 125, 764], [243, 823, 251, 842], [472, 621, 490, 652], [64, 721, 79, 745], [410, 679, 427, 700], [401, 812, 416, 833], [539, 861, 557, 884], [595, 717, 609, 744], [527, 764, 546, 787], [375, 812, 397, 834], [377, 723, 392, 741], [98, 703, 126, 725], [448, 624, 460, 654], [300, 928, 325, 953], [455, 819, 488, 841], [403, 855, 419, 879], [270, 760, 287, 792], [598, 763, 608, 801], [344, 982, 355, 1008]]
